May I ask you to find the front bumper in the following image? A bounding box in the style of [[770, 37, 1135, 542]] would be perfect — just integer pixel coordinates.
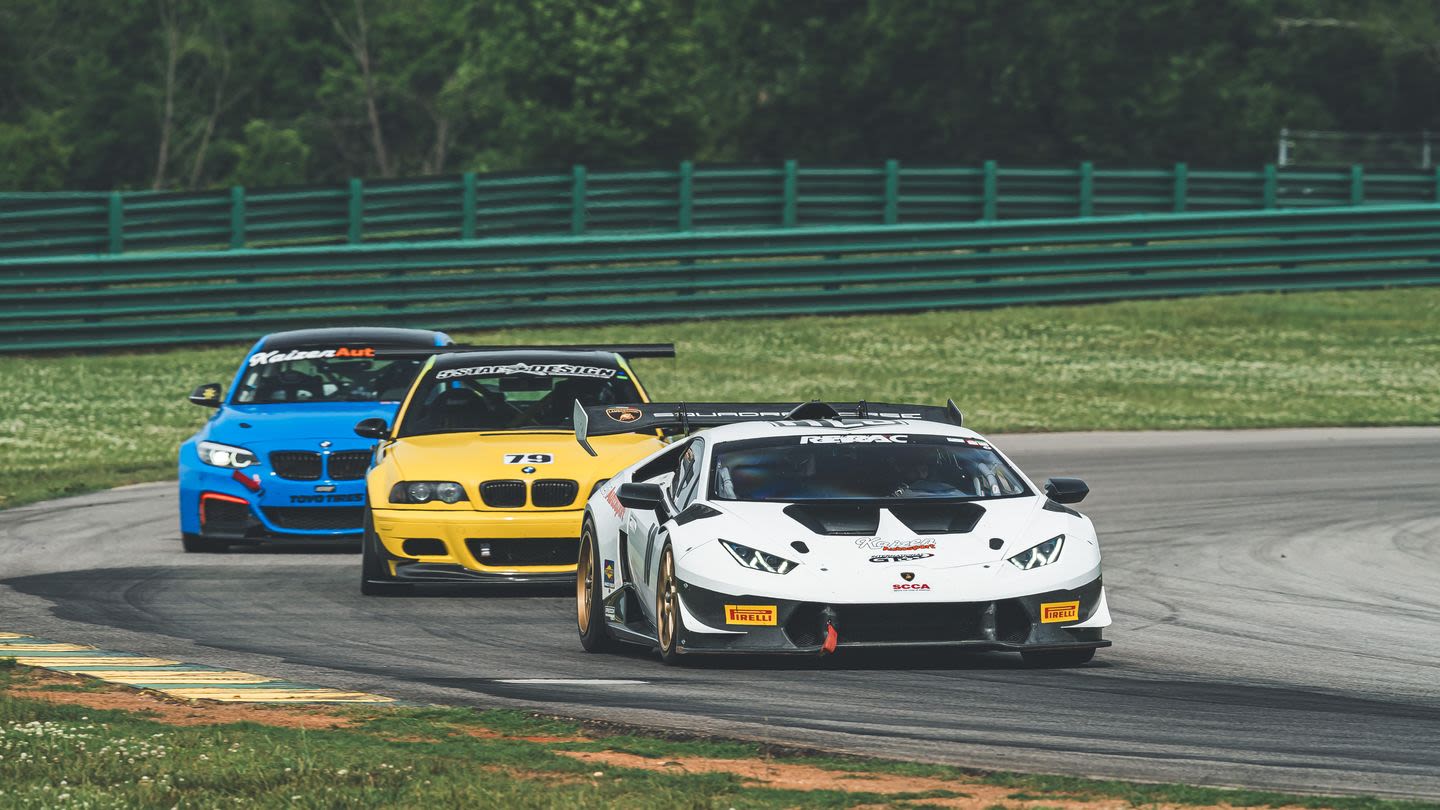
[[669, 576, 1109, 655], [370, 507, 583, 584], [179, 459, 367, 544]]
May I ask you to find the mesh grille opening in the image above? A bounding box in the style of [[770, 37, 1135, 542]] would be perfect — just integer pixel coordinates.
[[327, 451, 371, 480], [402, 538, 447, 556], [832, 602, 988, 643], [261, 506, 364, 531], [201, 498, 251, 533], [995, 599, 1032, 643], [532, 479, 579, 507], [783, 603, 826, 647], [465, 538, 579, 567], [269, 451, 322, 480], [480, 480, 526, 508]]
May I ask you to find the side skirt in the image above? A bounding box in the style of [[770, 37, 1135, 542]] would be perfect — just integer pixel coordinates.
[[602, 584, 658, 647]]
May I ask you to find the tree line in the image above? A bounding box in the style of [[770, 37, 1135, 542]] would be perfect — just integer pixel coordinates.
[[1, 0, 1436, 191]]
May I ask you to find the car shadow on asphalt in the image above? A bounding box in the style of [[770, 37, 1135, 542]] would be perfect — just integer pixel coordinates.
[[594, 642, 1113, 672]]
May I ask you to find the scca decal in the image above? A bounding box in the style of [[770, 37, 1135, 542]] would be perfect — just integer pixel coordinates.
[[724, 604, 778, 625], [248, 346, 375, 367], [893, 583, 931, 590], [435, 363, 616, 380], [800, 434, 908, 444], [1040, 601, 1080, 623]]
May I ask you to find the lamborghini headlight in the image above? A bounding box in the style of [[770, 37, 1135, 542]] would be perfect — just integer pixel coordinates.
[[1008, 535, 1064, 570], [197, 441, 257, 469], [720, 539, 797, 574], [389, 481, 468, 504]]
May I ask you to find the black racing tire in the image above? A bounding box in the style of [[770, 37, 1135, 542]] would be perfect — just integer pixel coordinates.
[[360, 510, 411, 596], [655, 543, 687, 665], [181, 533, 228, 553], [576, 517, 615, 653], [1020, 647, 1097, 668]]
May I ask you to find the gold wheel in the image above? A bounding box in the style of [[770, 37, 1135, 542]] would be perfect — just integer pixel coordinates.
[[657, 546, 679, 654], [577, 529, 594, 635]]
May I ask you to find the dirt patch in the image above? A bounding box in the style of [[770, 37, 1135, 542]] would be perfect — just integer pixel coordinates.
[[7, 668, 356, 730], [556, 750, 1308, 810], [458, 725, 586, 744]]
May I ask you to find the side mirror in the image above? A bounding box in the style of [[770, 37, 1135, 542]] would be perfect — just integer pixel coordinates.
[[1044, 477, 1089, 505], [354, 417, 390, 439], [188, 383, 224, 408], [617, 482, 664, 511]]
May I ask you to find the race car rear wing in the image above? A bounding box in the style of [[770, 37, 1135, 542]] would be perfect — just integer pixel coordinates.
[[373, 343, 676, 360], [572, 399, 964, 456]]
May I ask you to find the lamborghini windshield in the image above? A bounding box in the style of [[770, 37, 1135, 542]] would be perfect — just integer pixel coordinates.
[[711, 435, 1030, 501], [398, 362, 643, 435], [233, 347, 422, 404]]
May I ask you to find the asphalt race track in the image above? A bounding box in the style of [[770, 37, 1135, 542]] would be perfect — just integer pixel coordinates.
[[3, 428, 1439, 799]]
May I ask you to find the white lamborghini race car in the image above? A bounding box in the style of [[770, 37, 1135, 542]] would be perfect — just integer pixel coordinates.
[[571, 401, 1111, 666]]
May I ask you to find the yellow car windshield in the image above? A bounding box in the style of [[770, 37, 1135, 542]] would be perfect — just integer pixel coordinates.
[[398, 365, 643, 435]]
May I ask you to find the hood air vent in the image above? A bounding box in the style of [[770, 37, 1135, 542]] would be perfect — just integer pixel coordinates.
[[783, 504, 880, 535], [889, 503, 986, 534]]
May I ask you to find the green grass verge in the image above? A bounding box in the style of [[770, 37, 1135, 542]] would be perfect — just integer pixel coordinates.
[[0, 665, 1431, 809], [1, 288, 1437, 508]]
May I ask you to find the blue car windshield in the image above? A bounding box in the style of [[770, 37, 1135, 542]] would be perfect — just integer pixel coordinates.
[[710, 435, 1030, 502], [233, 349, 423, 404]]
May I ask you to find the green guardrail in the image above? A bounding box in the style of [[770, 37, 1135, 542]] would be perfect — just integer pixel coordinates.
[[2, 202, 1438, 353], [5, 161, 1440, 259]]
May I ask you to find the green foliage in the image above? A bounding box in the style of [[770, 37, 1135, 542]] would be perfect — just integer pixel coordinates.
[[2, 1, 1439, 190], [0, 112, 72, 190], [224, 120, 313, 187]]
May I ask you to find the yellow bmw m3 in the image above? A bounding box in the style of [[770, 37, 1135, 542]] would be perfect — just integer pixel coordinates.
[[354, 345, 672, 594]]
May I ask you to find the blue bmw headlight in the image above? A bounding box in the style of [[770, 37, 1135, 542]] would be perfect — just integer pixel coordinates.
[[197, 441, 257, 469]]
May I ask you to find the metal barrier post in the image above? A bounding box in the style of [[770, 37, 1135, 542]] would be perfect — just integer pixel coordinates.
[[783, 159, 798, 227], [571, 165, 587, 235], [462, 172, 477, 240], [1350, 164, 1365, 206], [982, 161, 998, 221], [347, 178, 363, 244], [1079, 161, 1094, 218], [1263, 165, 1277, 209], [1173, 163, 1188, 212], [107, 191, 124, 254], [229, 186, 246, 249], [884, 159, 900, 225], [678, 161, 694, 231]]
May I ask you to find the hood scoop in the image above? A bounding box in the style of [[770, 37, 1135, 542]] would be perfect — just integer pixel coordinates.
[[783, 501, 986, 536], [783, 504, 880, 535], [890, 503, 985, 535]]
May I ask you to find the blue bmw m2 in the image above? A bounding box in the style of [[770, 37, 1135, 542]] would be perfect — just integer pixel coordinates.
[[178, 327, 451, 552]]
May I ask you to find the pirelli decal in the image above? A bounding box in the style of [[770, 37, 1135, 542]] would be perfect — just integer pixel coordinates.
[[1039, 600, 1080, 623], [724, 604, 778, 626]]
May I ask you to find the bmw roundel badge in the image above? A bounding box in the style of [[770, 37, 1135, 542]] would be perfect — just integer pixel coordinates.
[[522, 466, 537, 474]]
